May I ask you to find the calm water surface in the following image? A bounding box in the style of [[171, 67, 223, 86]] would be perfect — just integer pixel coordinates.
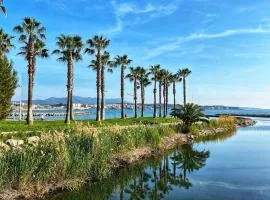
[[49, 118, 270, 200]]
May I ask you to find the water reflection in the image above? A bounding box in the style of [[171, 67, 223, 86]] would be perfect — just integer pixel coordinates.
[[49, 144, 210, 200]]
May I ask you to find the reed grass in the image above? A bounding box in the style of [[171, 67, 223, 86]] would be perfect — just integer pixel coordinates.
[[0, 123, 178, 191]]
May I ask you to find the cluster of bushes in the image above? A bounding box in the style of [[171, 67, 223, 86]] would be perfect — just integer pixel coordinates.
[[0, 123, 177, 191]]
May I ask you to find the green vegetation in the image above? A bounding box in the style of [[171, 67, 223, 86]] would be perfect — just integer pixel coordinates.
[[0, 123, 178, 191], [171, 103, 208, 133], [0, 117, 179, 134], [0, 56, 18, 120]]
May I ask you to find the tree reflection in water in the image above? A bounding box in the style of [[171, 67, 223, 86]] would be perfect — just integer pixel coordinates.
[[48, 144, 210, 200]]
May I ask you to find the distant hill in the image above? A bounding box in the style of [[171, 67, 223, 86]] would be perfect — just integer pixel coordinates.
[[18, 96, 123, 105]]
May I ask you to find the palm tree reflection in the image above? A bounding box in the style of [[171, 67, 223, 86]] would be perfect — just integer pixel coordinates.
[[49, 144, 210, 200]]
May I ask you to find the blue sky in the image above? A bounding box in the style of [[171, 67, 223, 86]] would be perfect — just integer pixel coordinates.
[[2, 0, 270, 108]]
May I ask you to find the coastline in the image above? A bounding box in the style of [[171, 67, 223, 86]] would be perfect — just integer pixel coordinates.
[[0, 118, 255, 200]]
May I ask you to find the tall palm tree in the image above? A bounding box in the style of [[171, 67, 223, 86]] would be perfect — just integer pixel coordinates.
[[138, 67, 151, 117], [89, 51, 114, 120], [150, 64, 161, 118], [178, 68, 192, 106], [126, 67, 140, 118], [157, 70, 164, 118], [0, 0, 6, 16], [85, 35, 110, 121], [170, 73, 182, 110], [14, 17, 48, 125], [114, 55, 132, 119], [52, 35, 83, 124], [159, 69, 170, 117], [0, 29, 14, 58]]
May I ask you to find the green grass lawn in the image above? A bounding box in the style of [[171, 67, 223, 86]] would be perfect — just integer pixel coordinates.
[[0, 117, 179, 133]]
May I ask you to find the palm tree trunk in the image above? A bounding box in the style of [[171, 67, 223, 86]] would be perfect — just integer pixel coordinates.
[[70, 62, 74, 121], [166, 83, 169, 116], [96, 50, 101, 121], [134, 78, 137, 118], [26, 38, 35, 125], [163, 82, 166, 117], [70, 89, 73, 121], [101, 64, 105, 120], [65, 54, 73, 124], [159, 81, 162, 117], [140, 80, 144, 117], [27, 70, 34, 125], [183, 77, 186, 106], [121, 65, 125, 119], [173, 81, 176, 110], [153, 78, 157, 118]]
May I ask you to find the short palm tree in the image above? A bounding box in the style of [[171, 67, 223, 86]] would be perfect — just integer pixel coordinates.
[[138, 67, 151, 117], [114, 55, 132, 119], [171, 103, 208, 133], [52, 35, 83, 124], [89, 51, 114, 120], [0, 0, 6, 16], [126, 67, 140, 118], [150, 64, 161, 118], [178, 68, 192, 106], [0, 29, 14, 57], [85, 35, 110, 121], [14, 17, 48, 125]]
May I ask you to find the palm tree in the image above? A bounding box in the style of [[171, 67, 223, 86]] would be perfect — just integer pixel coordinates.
[[159, 69, 170, 117], [0, 29, 14, 58], [157, 70, 164, 117], [85, 35, 110, 121], [170, 73, 182, 110], [138, 67, 151, 117], [150, 64, 161, 118], [0, 0, 6, 16], [171, 103, 208, 133], [126, 67, 140, 118], [52, 35, 83, 124], [14, 17, 48, 125], [178, 68, 192, 106], [89, 51, 114, 120], [114, 55, 132, 119]]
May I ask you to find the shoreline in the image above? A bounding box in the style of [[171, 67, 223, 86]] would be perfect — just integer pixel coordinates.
[[0, 118, 255, 200]]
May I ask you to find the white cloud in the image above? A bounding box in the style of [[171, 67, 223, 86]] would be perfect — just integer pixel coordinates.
[[101, 0, 180, 35], [146, 26, 270, 58]]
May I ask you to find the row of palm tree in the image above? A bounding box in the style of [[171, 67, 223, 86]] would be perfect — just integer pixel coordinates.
[[1, 17, 192, 124], [125, 66, 192, 119]]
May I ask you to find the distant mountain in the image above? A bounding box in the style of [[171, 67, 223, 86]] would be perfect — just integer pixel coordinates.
[[18, 96, 123, 105]]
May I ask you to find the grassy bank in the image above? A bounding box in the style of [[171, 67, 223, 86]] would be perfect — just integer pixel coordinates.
[[0, 117, 240, 199], [0, 123, 178, 197], [0, 117, 179, 133]]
